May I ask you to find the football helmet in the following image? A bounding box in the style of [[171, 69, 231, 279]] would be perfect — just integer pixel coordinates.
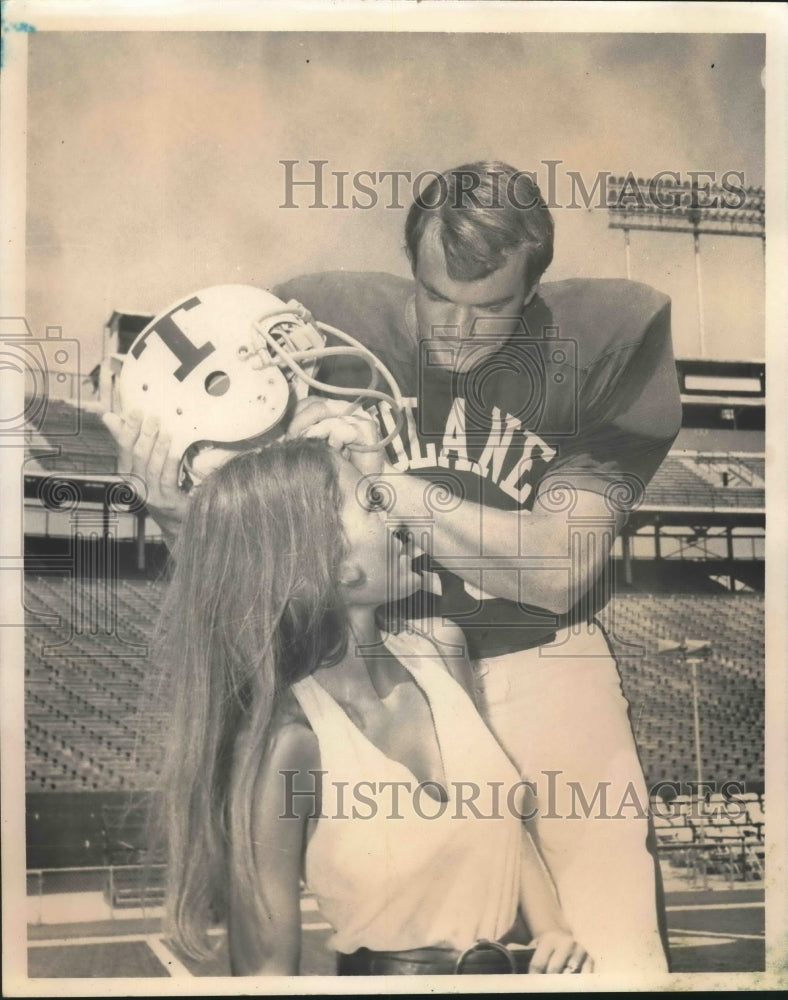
[[115, 284, 403, 487]]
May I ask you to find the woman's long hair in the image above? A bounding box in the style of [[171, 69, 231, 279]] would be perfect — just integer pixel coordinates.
[[154, 439, 348, 959]]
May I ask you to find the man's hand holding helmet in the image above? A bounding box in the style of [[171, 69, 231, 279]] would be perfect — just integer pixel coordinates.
[[101, 406, 187, 544], [99, 284, 403, 542], [287, 397, 386, 477]]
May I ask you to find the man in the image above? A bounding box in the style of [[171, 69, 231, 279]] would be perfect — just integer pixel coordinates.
[[107, 162, 680, 972]]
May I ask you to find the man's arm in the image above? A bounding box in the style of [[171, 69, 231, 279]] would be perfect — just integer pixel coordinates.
[[291, 292, 681, 616], [286, 397, 631, 615], [386, 471, 625, 615], [101, 408, 185, 550]]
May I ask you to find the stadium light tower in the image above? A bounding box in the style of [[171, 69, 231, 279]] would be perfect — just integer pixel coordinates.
[[657, 638, 713, 794], [607, 176, 765, 357]]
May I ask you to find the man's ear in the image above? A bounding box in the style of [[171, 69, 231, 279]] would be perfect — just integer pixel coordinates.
[[405, 243, 416, 275], [338, 559, 366, 591]]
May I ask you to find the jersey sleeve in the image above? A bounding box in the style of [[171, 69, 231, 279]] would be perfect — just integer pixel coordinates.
[[271, 271, 412, 354], [272, 272, 377, 333], [537, 293, 682, 509]]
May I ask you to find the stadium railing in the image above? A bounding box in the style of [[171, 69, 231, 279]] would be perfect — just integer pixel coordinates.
[[27, 863, 166, 925]]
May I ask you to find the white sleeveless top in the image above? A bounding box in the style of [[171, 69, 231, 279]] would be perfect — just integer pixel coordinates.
[[290, 630, 524, 954]]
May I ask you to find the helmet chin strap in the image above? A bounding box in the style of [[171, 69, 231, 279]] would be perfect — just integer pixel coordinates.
[[251, 303, 405, 454], [174, 295, 408, 490]]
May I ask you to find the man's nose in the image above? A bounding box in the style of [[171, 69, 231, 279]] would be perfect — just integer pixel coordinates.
[[444, 303, 474, 334]]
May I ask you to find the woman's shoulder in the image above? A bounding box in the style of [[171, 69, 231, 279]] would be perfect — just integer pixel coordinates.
[[240, 699, 322, 837], [268, 693, 320, 771]]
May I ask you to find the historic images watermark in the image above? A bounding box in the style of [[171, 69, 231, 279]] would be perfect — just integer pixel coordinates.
[[280, 159, 750, 211], [0, 317, 81, 438], [3, 313, 151, 652], [279, 769, 753, 822]]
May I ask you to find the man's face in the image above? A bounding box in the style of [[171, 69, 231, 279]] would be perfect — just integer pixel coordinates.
[[412, 224, 535, 371]]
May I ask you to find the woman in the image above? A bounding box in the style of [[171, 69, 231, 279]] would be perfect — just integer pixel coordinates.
[[154, 436, 590, 976]]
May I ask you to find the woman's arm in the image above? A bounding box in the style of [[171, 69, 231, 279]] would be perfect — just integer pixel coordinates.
[[228, 721, 320, 976], [518, 827, 592, 974]]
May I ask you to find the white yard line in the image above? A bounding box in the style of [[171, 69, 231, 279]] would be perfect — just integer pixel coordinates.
[[671, 928, 764, 942], [145, 935, 195, 977], [666, 901, 763, 912], [29, 933, 159, 948]]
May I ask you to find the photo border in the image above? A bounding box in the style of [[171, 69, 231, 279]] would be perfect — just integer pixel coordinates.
[[2, 1, 786, 994]]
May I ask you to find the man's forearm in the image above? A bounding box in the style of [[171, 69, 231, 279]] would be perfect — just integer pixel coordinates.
[[385, 465, 624, 614]]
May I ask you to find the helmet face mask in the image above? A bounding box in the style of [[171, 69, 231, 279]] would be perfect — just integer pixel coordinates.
[[116, 284, 403, 488]]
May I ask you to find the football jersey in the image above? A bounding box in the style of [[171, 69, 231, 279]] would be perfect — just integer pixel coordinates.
[[273, 272, 682, 658]]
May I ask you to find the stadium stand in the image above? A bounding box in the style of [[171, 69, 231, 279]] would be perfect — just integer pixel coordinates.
[[22, 579, 765, 796], [608, 593, 764, 787], [25, 400, 119, 475], [25, 574, 165, 798], [644, 454, 764, 510]]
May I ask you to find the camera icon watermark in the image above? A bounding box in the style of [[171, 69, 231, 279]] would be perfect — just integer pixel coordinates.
[[417, 317, 578, 441], [0, 317, 81, 437]]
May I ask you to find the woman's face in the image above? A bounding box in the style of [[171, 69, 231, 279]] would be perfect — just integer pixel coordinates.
[[335, 457, 422, 606]]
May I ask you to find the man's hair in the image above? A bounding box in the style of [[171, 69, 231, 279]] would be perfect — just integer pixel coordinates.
[[405, 160, 554, 285]]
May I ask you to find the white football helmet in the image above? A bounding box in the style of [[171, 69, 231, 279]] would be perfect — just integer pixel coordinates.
[[115, 284, 403, 487]]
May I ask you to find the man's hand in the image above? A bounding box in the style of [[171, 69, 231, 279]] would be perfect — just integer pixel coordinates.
[[98, 361, 187, 543], [286, 397, 384, 476], [528, 930, 591, 974]]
